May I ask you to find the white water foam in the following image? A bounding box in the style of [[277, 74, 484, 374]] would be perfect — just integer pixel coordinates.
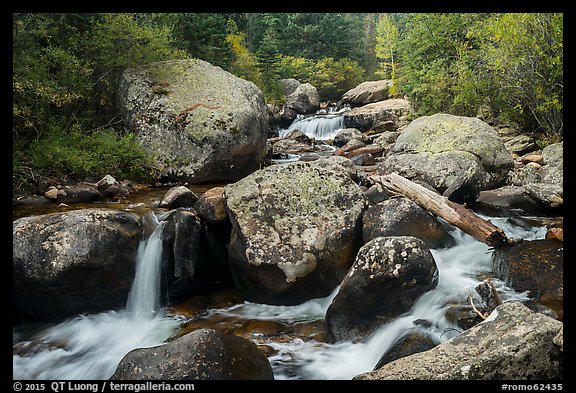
[[13, 211, 181, 380]]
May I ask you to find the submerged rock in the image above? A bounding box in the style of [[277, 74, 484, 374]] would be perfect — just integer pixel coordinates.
[[224, 160, 368, 305], [354, 302, 563, 380], [111, 328, 274, 380]]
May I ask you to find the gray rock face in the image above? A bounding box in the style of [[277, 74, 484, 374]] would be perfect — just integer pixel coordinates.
[[111, 328, 274, 380], [224, 161, 368, 305], [354, 302, 563, 380], [118, 59, 269, 183], [286, 82, 320, 114], [325, 236, 438, 342], [158, 186, 199, 209], [342, 80, 392, 107], [343, 98, 412, 132], [379, 113, 514, 203], [13, 209, 143, 320], [362, 197, 455, 249]]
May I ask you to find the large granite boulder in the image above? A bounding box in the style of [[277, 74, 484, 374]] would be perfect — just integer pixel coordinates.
[[354, 302, 563, 380], [325, 236, 438, 342], [111, 328, 274, 380], [118, 59, 269, 183], [224, 161, 368, 305], [13, 209, 143, 321], [286, 82, 320, 114], [341, 80, 393, 107], [379, 113, 515, 203]]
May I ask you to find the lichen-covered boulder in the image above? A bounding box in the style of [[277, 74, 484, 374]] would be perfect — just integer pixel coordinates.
[[111, 328, 274, 380], [224, 161, 368, 305], [379, 113, 515, 203], [325, 236, 438, 342], [118, 59, 269, 183], [354, 302, 563, 380], [13, 209, 143, 321]]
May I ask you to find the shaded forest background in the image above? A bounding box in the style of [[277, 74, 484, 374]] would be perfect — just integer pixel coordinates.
[[12, 13, 563, 191]]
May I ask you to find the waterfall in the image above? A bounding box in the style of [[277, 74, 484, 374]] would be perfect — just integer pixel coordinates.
[[126, 213, 165, 317], [279, 114, 345, 140], [12, 211, 179, 380]]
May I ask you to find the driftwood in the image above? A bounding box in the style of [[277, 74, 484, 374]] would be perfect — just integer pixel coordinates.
[[370, 173, 512, 248]]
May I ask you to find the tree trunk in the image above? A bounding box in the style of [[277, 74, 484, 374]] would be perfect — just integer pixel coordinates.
[[370, 173, 512, 248]]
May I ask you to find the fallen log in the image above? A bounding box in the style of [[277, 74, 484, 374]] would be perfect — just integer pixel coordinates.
[[370, 173, 512, 248]]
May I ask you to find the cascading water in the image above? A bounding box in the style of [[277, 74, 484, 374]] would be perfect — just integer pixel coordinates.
[[279, 115, 345, 140], [192, 215, 547, 380], [12, 211, 180, 380], [279, 107, 350, 140], [13, 210, 548, 380], [126, 212, 166, 317]]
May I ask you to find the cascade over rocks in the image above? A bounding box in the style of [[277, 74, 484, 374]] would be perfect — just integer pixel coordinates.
[[111, 328, 274, 380], [118, 59, 269, 183], [354, 302, 563, 380], [379, 113, 515, 203], [325, 236, 438, 342], [13, 209, 143, 321], [224, 160, 368, 305]]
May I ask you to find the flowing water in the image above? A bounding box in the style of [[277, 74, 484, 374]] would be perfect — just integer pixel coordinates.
[[12, 210, 547, 380], [12, 211, 182, 380], [279, 107, 349, 141]]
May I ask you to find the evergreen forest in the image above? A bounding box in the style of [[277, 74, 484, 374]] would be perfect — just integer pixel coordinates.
[[12, 13, 563, 191]]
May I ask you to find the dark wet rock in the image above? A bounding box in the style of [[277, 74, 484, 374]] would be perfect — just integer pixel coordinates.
[[161, 208, 211, 300], [13, 209, 142, 321], [362, 197, 455, 249], [325, 236, 438, 342], [492, 239, 563, 320], [111, 328, 274, 380], [373, 329, 438, 370]]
